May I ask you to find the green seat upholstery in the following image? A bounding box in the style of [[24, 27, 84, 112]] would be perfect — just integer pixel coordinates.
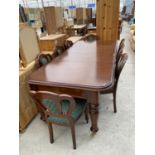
[[42, 98, 86, 124]]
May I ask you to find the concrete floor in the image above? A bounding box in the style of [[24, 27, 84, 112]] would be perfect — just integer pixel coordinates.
[[19, 22, 135, 155]]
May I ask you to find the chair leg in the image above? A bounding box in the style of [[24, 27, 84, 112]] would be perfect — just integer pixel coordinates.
[[40, 110, 46, 121], [48, 122, 54, 143], [113, 91, 117, 113], [70, 124, 76, 149], [84, 106, 89, 123]]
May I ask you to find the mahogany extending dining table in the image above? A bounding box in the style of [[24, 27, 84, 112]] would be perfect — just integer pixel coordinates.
[[28, 40, 117, 133]]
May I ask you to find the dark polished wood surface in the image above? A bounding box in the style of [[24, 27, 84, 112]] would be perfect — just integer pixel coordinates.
[[28, 40, 117, 132], [28, 40, 117, 91]]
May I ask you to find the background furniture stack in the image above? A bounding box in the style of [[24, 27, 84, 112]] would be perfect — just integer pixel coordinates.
[[68, 9, 76, 19], [19, 26, 43, 131], [76, 8, 87, 24], [44, 6, 64, 35], [121, 0, 135, 22], [39, 34, 66, 51], [68, 24, 87, 36], [86, 8, 92, 24]]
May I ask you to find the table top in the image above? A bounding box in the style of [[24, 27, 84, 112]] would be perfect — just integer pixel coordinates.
[[28, 40, 117, 91], [39, 34, 66, 41]]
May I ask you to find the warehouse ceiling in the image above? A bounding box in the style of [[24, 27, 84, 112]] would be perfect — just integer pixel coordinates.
[[19, 0, 125, 12], [19, 0, 96, 8]]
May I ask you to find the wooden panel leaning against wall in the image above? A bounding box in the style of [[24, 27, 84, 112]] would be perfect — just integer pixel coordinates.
[[96, 0, 119, 43], [19, 26, 40, 67], [19, 26, 40, 132], [19, 63, 38, 132]]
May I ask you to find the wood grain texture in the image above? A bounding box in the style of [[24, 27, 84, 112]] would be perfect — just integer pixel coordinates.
[[76, 8, 87, 20], [39, 40, 55, 51], [39, 34, 66, 51], [96, 0, 120, 43], [76, 8, 87, 24]]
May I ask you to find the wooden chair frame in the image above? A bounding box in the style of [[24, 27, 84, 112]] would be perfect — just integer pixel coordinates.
[[100, 53, 128, 113], [30, 90, 89, 149]]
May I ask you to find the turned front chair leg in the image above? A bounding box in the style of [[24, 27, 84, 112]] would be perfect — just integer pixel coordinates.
[[84, 106, 89, 123], [113, 91, 117, 113], [70, 124, 76, 149], [48, 122, 54, 143]]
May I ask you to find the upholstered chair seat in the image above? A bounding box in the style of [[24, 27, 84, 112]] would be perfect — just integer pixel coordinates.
[[42, 98, 86, 125]]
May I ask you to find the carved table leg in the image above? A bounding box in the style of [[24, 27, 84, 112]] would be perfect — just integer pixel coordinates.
[[87, 91, 99, 133]]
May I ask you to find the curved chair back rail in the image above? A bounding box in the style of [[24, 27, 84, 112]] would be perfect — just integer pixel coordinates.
[[35, 53, 53, 68], [29, 90, 89, 149], [117, 38, 125, 53], [118, 38, 125, 51], [30, 91, 77, 119], [64, 40, 73, 49], [116, 45, 124, 64], [115, 53, 128, 81], [116, 38, 125, 64]]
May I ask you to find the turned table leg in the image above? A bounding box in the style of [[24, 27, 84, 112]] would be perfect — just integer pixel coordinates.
[[87, 92, 99, 133]]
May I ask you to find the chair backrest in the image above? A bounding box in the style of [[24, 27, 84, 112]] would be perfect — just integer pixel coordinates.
[[30, 91, 76, 118], [54, 46, 65, 56], [115, 53, 128, 82], [35, 53, 52, 68], [116, 38, 125, 64], [64, 40, 73, 49]]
